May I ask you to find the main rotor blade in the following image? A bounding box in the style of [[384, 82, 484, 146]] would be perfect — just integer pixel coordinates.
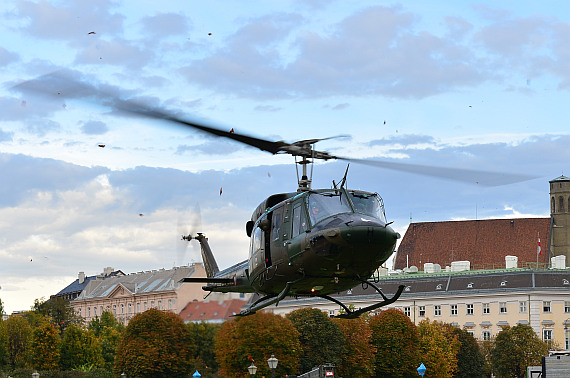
[[338, 157, 536, 186]]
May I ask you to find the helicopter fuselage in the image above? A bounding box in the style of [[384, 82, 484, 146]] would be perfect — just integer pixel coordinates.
[[246, 188, 399, 296]]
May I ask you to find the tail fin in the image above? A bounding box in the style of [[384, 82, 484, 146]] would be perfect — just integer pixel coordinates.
[[194, 233, 220, 278]]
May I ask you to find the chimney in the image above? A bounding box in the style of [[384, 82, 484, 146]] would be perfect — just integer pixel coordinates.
[[78, 272, 86, 284]]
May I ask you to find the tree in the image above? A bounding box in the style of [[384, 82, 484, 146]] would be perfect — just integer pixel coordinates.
[[0, 317, 9, 368], [60, 323, 104, 370], [215, 311, 301, 377], [442, 325, 485, 378], [32, 297, 80, 333], [88, 311, 125, 371], [491, 324, 548, 378], [369, 309, 420, 377], [332, 317, 375, 377], [4, 315, 32, 369], [417, 320, 459, 377], [286, 308, 346, 374], [114, 309, 195, 377], [30, 320, 60, 371], [187, 322, 220, 376]]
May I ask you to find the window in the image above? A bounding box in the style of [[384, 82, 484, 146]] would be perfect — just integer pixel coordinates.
[[128, 303, 132, 313], [292, 204, 307, 237], [158, 301, 162, 310], [434, 305, 441, 316], [451, 304, 458, 316], [466, 304, 474, 315], [94, 307, 97, 317], [137, 303, 140, 313], [519, 301, 527, 313], [121, 304, 124, 314], [482, 331, 491, 341], [151, 301, 155, 308], [565, 301, 570, 313], [499, 302, 507, 314], [419, 306, 425, 317], [543, 329, 553, 344], [565, 329, 570, 350], [168, 299, 172, 309], [467, 330, 474, 337], [404, 307, 411, 317], [543, 301, 551, 313], [113, 305, 116, 314], [483, 303, 490, 315], [144, 302, 148, 311]]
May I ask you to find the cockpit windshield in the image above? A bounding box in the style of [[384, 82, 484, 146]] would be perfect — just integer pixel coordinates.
[[307, 191, 352, 225], [349, 192, 387, 223]]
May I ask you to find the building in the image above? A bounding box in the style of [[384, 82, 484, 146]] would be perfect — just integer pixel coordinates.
[[179, 298, 247, 323], [72, 264, 208, 324], [266, 265, 570, 348], [395, 175, 570, 270], [53, 267, 124, 301], [550, 175, 570, 263]]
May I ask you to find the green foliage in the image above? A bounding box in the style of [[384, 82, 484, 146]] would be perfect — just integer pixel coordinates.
[[417, 320, 459, 377], [446, 326, 486, 378], [60, 324, 104, 371], [332, 317, 375, 377], [32, 297, 81, 333], [4, 315, 32, 369], [0, 317, 8, 367], [186, 322, 220, 376], [215, 311, 301, 377], [286, 308, 346, 374], [30, 321, 61, 370], [0, 298, 4, 316], [88, 311, 124, 371], [114, 308, 194, 377], [369, 308, 420, 377], [491, 324, 549, 378]]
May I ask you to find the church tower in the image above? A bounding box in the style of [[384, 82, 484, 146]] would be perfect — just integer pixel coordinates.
[[549, 175, 570, 262]]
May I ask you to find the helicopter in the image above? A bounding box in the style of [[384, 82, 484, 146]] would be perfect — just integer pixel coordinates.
[[13, 72, 536, 318]]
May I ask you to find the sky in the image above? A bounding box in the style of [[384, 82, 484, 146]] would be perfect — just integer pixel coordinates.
[[1, 0, 570, 314]]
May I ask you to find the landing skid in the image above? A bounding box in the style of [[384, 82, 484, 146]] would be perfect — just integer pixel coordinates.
[[321, 282, 405, 319], [235, 277, 304, 316]]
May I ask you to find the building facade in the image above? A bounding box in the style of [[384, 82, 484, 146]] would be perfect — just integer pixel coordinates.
[[266, 268, 570, 349], [550, 175, 570, 263], [72, 264, 208, 324]]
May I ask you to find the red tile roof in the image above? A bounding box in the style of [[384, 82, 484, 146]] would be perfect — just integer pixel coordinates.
[[178, 299, 247, 323], [394, 218, 550, 270]]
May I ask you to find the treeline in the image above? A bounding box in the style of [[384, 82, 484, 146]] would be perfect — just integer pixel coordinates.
[[0, 297, 549, 377]]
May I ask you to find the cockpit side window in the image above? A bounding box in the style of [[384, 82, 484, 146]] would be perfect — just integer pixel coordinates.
[[349, 192, 387, 222]]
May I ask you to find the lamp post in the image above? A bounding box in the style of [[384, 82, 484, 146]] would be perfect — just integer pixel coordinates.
[[248, 362, 258, 377], [267, 354, 278, 378]]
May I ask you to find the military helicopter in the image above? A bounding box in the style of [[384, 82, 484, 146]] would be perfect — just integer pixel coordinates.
[[134, 109, 532, 318], [13, 72, 535, 318]]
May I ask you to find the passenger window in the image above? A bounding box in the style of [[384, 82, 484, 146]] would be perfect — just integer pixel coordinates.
[[272, 212, 282, 241], [292, 205, 306, 237]]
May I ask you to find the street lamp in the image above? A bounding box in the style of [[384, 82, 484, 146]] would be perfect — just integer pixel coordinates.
[[267, 354, 278, 378], [248, 362, 258, 377]]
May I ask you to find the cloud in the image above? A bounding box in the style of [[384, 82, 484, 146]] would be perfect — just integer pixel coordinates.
[[0, 128, 14, 142], [79, 120, 109, 135]]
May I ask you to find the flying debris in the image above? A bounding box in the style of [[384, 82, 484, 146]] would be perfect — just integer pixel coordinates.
[[98, 144, 105, 148], [139, 213, 144, 217], [88, 31, 96, 35], [208, 32, 212, 36], [11, 72, 540, 319]]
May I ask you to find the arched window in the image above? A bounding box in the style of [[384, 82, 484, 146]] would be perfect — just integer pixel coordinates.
[[552, 197, 555, 213], [559, 196, 565, 212]]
